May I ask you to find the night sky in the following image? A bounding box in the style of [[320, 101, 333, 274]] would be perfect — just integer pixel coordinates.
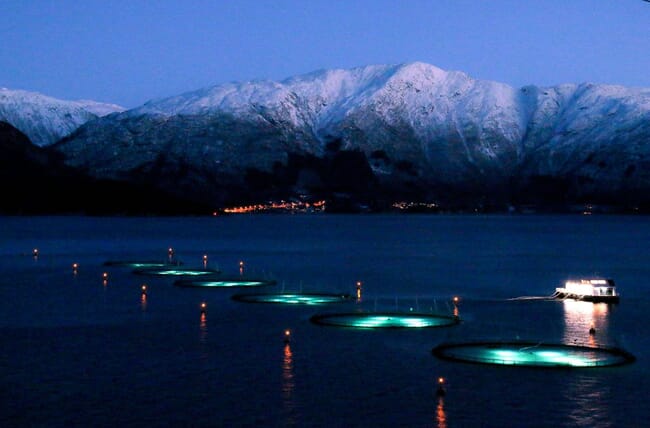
[[2, 0, 649, 108]]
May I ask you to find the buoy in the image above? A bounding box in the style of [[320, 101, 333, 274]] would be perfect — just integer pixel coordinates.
[[436, 377, 446, 397], [589, 325, 596, 335], [203, 254, 208, 268], [452, 296, 460, 306], [356, 281, 362, 302], [102, 272, 109, 280], [140, 284, 148, 307], [200, 302, 207, 314], [32, 248, 39, 258], [72, 263, 79, 274], [239, 260, 245, 275], [284, 329, 291, 344]]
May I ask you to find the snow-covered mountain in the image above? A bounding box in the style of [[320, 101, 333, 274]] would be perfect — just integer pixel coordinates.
[[0, 88, 124, 146], [55, 62, 650, 207]]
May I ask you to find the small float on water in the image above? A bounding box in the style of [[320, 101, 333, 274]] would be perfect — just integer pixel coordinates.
[[552, 279, 619, 303]]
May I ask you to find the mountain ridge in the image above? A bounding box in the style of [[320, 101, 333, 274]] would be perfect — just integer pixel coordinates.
[[17, 62, 650, 209], [0, 120, 211, 215], [0, 88, 124, 146]]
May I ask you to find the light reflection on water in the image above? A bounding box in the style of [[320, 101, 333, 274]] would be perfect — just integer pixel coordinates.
[[560, 301, 615, 427], [199, 313, 208, 342], [198, 312, 209, 363], [564, 375, 611, 428], [436, 397, 447, 428], [140, 293, 147, 313], [282, 343, 296, 426], [562, 300, 610, 347]]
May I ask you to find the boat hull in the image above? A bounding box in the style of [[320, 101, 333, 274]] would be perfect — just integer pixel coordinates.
[[553, 292, 620, 303]]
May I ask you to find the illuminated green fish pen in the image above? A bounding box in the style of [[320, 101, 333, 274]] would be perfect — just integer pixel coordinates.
[[432, 342, 635, 368], [232, 292, 351, 305], [133, 267, 221, 276], [104, 261, 183, 268], [310, 312, 460, 329], [174, 277, 276, 288]]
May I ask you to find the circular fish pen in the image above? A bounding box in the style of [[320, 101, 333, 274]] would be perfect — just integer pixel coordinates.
[[432, 341, 635, 368], [133, 267, 221, 276], [310, 312, 459, 329], [104, 261, 183, 268], [232, 292, 351, 305], [174, 277, 276, 288]]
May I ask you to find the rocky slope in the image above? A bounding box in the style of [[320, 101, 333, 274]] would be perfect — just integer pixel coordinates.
[[0, 121, 209, 214], [52, 63, 650, 208], [0, 88, 124, 146]]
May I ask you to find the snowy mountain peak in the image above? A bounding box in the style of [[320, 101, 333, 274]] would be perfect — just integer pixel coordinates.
[[391, 61, 448, 81], [73, 100, 125, 117], [0, 88, 124, 146], [129, 62, 467, 130]]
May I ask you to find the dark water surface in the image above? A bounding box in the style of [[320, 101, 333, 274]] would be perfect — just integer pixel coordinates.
[[1, 215, 649, 427]]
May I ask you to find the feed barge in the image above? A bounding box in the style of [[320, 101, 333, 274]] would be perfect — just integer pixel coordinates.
[[553, 279, 619, 303]]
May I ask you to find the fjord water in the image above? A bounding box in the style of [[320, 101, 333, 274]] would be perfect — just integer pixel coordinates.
[[1, 215, 649, 427]]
